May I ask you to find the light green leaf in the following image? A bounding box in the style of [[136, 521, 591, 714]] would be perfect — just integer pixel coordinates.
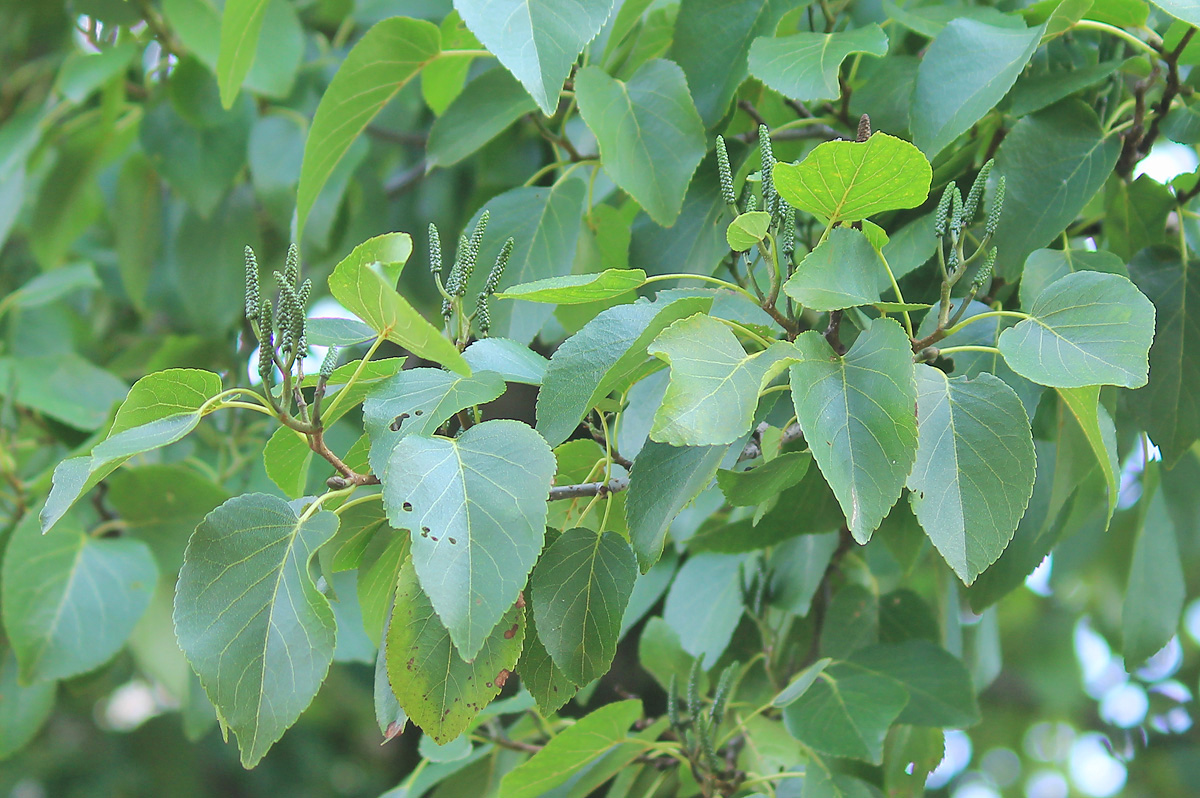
[[726, 211, 772, 250], [0, 645, 55, 759], [1149, 0, 1200, 25], [532, 528, 637, 684], [907, 367, 1036, 585], [626, 441, 727, 571], [748, 24, 888, 102], [768, 532, 840, 615], [383, 420, 555, 660], [296, 17, 441, 235], [1122, 467, 1185, 665], [1019, 247, 1127, 311], [3, 511, 157, 684], [1129, 246, 1200, 465], [992, 101, 1121, 277], [772, 657, 832, 708], [537, 295, 712, 447], [671, 0, 802, 126], [40, 368, 224, 533], [216, 0, 269, 107], [306, 317, 376, 347], [649, 314, 794, 446], [357, 528, 409, 646], [497, 269, 646, 304], [717, 451, 812, 506], [499, 700, 642, 798], [1, 263, 98, 311], [663, 552, 747, 666], [174, 494, 339, 768], [1010, 60, 1124, 118], [999, 271, 1155, 388], [386, 559, 524, 743], [848, 641, 981, 727], [55, 42, 139, 102], [911, 19, 1045, 158], [1056, 386, 1120, 523], [463, 338, 549, 385], [575, 60, 707, 226], [0, 353, 127, 431], [362, 368, 507, 474], [106, 464, 230, 571], [774, 133, 932, 223], [1106, 175, 1174, 261], [517, 609, 579, 715], [327, 233, 470, 375], [783, 226, 887, 311], [782, 665, 909, 764], [804, 768, 880, 798], [790, 319, 918, 543], [454, 0, 615, 116], [428, 67, 537, 167]]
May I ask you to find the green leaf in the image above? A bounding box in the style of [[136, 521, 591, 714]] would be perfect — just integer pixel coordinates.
[[55, 42, 139, 102], [804, 768, 880, 798], [726, 211, 772, 250], [999, 271, 1155, 388], [517, 610, 579, 715], [499, 700, 642, 798], [174, 494, 339, 768], [0, 353, 127, 431], [2, 263, 99, 311], [113, 154, 161, 311], [497, 269, 647, 304], [790, 318, 918, 543], [382, 420, 555, 660], [575, 60, 707, 226], [717, 451, 812, 506], [358, 528, 409, 646], [3, 511, 157, 684], [0, 645, 55, 759], [306, 317, 376, 347], [216, 0, 269, 107], [1019, 247, 1127, 311], [1010, 60, 1124, 118], [663, 552, 747, 666], [531, 528, 638, 684], [421, 11, 480, 115], [820, 584, 879, 659], [1122, 467, 1185, 666], [362, 368, 507, 474], [782, 664, 909, 764], [1129, 246, 1200, 465], [1056, 386, 1120, 523], [848, 641, 980, 727], [455, 0, 614, 116], [907, 367, 1036, 585], [463, 338, 549, 385], [772, 657, 832, 708], [748, 25, 888, 102], [911, 19, 1045, 158], [1148, 0, 1200, 25], [537, 295, 712, 447], [992, 101, 1121, 277], [649, 315, 795, 446], [296, 17, 440, 236], [626, 441, 726, 570], [671, 0, 802, 126], [464, 179, 590, 344], [427, 67, 537, 167], [40, 368, 224, 533], [768, 532, 840, 615], [1106, 175, 1174, 261], [783, 226, 887, 311], [774, 133, 932, 223], [106, 464, 230, 570], [327, 233, 470, 376], [386, 559, 524, 744]]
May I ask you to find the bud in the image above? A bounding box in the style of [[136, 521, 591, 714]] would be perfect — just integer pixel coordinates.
[[484, 237, 514, 296], [244, 246, 260, 323], [319, 346, 340, 379], [475, 292, 490, 336], [429, 223, 442, 276], [759, 125, 776, 217], [856, 113, 871, 143], [986, 176, 1005, 237], [962, 159, 993, 224], [745, 193, 758, 213], [716, 135, 736, 207], [934, 183, 955, 238]]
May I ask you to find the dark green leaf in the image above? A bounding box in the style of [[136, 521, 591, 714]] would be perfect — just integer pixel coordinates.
[[782, 664, 908, 764], [1019, 247, 1127, 311], [1105, 175, 1173, 261], [820, 584, 879, 659], [427, 67, 537, 167], [216, 0, 270, 107], [517, 609, 579, 715], [626, 441, 726, 570], [1122, 467, 1185, 666], [663, 552, 747, 666], [717, 451, 812, 506], [748, 25, 888, 102], [0, 645, 55, 759], [848, 641, 980, 727], [1010, 61, 1123, 118], [768, 532, 840, 615], [772, 658, 831, 708], [783, 227, 887, 311]]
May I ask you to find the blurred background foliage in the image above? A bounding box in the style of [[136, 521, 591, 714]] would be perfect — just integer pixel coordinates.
[[0, 1, 1198, 797]]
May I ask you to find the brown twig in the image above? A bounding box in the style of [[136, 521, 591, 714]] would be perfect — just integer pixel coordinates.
[[824, 310, 846, 355]]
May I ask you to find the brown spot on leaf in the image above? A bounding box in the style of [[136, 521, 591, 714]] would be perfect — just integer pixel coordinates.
[[503, 623, 518, 639], [383, 721, 405, 743], [495, 669, 511, 688]]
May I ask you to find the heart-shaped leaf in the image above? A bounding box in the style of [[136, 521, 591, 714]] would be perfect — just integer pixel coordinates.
[[749, 24, 888, 102]]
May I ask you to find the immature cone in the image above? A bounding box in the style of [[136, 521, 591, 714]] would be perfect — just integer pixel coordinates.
[[484, 237, 514, 296], [319, 346, 340, 379], [759, 124, 776, 217], [986, 176, 1006, 237], [459, 211, 490, 295], [475, 292, 490, 336], [972, 247, 997, 293], [949, 187, 964, 238], [428, 223, 442, 277], [963, 159, 994, 224], [258, 330, 275, 386], [716, 135, 736, 207], [780, 205, 795, 260], [284, 243, 299, 287], [295, 279, 312, 354], [934, 184, 955, 238], [856, 113, 871, 143], [244, 246, 260, 323]]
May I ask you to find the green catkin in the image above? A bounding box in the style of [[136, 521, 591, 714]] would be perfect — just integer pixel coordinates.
[[429, 223, 442, 277], [295, 279, 312, 354], [963, 159, 994, 224], [934, 184, 955, 238], [258, 295, 273, 338], [949, 187, 964, 238], [716, 135, 736, 207], [745, 193, 758, 213], [475, 292, 490, 336], [484, 237, 514, 296], [710, 663, 736, 721], [781, 204, 795, 260], [699, 718, 721, 768], [244, 246, 260, 323], [284, 243, 299, 287], [667, 674, 683, 733], [972, 247, 997, 293], [258, 330, 275, 386], [276, 279, 299, 353], [687, 659, 701, 720], [759, 125, 776, 217], [319, 346, 339, 379], [987, 176, 1006, 237], [458, 211, 490, 295]]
